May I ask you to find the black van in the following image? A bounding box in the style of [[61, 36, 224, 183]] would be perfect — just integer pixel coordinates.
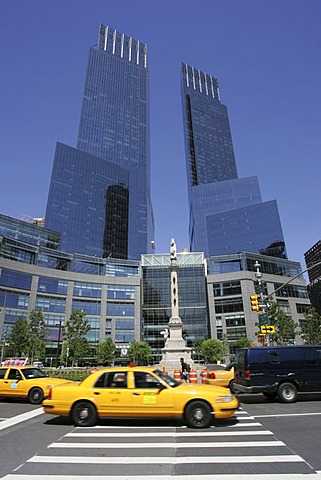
[[233, 345, 321, 403]]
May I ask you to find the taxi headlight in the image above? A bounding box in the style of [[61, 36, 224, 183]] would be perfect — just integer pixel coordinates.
[[215, 395, 233, 403]]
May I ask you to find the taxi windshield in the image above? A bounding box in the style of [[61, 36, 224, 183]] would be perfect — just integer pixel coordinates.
[[22, 368, 48, 379], [153, 369, 180, 387]]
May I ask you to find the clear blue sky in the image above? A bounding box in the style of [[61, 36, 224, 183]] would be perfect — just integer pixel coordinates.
[[1, 1, 320, 268]]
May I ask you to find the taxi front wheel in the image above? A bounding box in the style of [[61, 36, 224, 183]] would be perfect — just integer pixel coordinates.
[[71, 401, 98, 427], [185, 401, 212, 428]]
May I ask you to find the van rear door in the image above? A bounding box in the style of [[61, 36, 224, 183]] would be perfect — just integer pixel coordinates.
[[302, 347, 321, 391], [234, 348, 248, 384]]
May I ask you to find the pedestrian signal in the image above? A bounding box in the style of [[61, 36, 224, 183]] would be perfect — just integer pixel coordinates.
[[250, 294, 260, 312]]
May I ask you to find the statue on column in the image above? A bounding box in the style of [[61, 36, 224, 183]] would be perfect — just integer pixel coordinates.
[[170, 238, 177, 261], [159, 238, 194, 373]]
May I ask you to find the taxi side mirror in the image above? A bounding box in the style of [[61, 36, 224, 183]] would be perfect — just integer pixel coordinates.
[[157, 383, 167, 393]]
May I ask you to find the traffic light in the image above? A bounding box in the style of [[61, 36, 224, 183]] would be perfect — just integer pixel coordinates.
[[250, 294, 260, 311]]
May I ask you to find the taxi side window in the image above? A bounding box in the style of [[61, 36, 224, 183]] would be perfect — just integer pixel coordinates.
[[108, 372, 127, 388], [94, 373, 108, 388], [0, 369, 6, 379], [8, 369, 23, 380], [134, 372, 160, 389]]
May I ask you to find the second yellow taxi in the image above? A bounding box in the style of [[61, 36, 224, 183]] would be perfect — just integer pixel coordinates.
[[0, 366, 72, 404], [43, 365, 239, 428], [204, 363, 235, 393]]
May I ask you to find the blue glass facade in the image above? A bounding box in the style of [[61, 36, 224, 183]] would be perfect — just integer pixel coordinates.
[[45, 143, 129, 258], [45, 24, 154, 260], [181, 62, 287, 259]]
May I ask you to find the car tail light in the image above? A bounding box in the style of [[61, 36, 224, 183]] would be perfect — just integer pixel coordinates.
[[47, 386, 53, 399], [209, 372, 216, 379], [244, 370, 251, 380]]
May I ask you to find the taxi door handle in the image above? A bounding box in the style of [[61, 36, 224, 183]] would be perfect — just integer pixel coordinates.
[[133, 392, 140, 396], [94, 392, 100, 395]]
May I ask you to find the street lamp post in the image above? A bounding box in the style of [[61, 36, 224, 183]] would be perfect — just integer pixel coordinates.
[[0, 327, 8, 364], [55, 320, 63, 368]]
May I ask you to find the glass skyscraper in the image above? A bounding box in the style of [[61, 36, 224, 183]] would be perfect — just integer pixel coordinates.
[[181, 62, 287, 259], [45, 24, 154, 260]]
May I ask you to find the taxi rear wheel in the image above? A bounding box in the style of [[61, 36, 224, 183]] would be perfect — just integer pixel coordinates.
[[71, 401, 98, 427], [185, 401, 212, 428], [28, 387, 44, 404]]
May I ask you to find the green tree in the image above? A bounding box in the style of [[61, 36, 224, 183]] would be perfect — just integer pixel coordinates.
[[6, 318, 30, 357], [300, 307, 321, 345], [221, 333, 230, 361], [127, 340, 152, 365], [199, 339, 224, 363], [63, 310, 91, 366], [28, 309, 46, 363], [235, 337, 252, 349], [267, 302, 299, 345], [97, 338, 116, 365]]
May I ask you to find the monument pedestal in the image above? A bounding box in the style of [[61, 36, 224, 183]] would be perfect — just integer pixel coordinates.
[[159, 316, 194, 373]]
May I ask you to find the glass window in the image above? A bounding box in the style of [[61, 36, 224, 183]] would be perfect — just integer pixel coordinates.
[[296, 303, 310, 314], [213, 281, 241, 297], [36, 297, 66, 313], [214, 298, 244, 314], [274, 283, 308, 299], [73, 282, 102, 298], [107, 303, 134, 316], [107, 285, 135, 300], [115, 319, 135, 330], [38, 277, 68, 295], [72, 300, 101, 315], [0, 269, 32, 289], [115, 331, 135, 343]]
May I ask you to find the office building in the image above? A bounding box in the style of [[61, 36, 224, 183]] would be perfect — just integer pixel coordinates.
[[141, 252, 209, 363], [181, 63, 287, 259], [45, 24, 154, 260], [0, 214, 310, 364], [207, 252, 309, 355]]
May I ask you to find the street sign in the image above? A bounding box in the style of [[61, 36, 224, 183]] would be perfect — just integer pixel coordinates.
[[254, 283, 264, 294], [260, 325, 275, 334], [258, 313, 269, 325]]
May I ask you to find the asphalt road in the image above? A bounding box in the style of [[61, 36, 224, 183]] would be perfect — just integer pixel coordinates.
[[238, 391, 321, 472], [0, 393, 321, 479]]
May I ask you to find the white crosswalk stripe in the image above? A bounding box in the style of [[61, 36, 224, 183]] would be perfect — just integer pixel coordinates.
[[1, 409, 320, 479]]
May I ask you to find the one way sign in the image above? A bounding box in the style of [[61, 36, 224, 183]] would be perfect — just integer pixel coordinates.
[[260, 325, 276, 334]]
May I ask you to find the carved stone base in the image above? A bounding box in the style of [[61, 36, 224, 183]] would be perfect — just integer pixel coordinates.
[[159, 316, 194, 373]]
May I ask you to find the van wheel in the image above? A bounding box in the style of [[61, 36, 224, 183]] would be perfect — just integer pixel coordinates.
[[277, 383, 298, 403]]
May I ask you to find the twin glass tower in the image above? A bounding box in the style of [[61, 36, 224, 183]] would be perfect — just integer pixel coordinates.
[[45, 24, 154, 260], [45, 24, 286, 261]]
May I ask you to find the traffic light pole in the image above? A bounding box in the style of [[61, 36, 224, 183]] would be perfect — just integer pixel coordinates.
[[254, 261, 270, 346]]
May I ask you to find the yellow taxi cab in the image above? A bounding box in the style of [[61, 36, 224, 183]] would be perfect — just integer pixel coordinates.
[[204, 363, 235, 393], [0, 366, 72, 404], [43, 365, 239, 428]]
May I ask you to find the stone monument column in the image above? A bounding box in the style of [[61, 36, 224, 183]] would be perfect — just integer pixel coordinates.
[[159, 239, 194, 373]]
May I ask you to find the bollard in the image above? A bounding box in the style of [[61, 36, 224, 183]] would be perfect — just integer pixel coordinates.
[[174, 369, 181, 382], [189, 370, 197, 384], [201, 369, 208, 384]]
